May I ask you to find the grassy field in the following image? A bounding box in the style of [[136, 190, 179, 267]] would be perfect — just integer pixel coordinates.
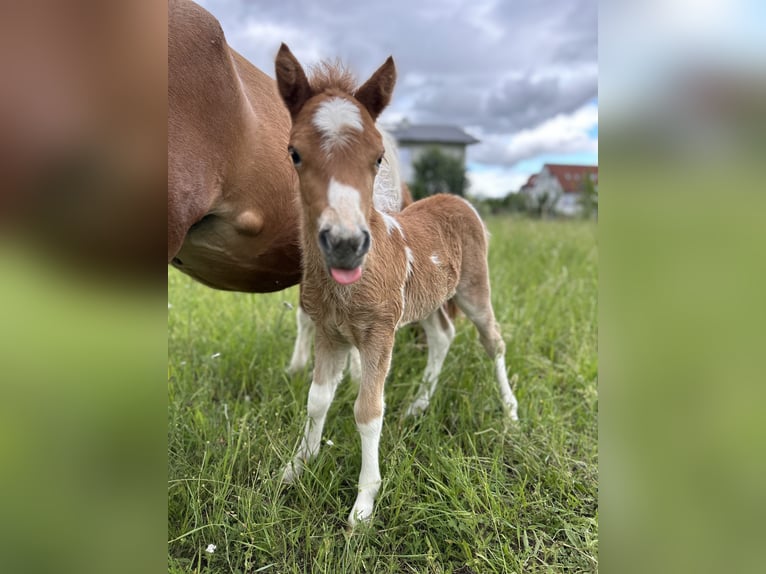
[[168, 216, 598, 573]]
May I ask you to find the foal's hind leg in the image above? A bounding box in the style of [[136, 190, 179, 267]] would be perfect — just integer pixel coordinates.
[[286, 306, 315, 375], [455, 270, 519, 421], [405, 307, 456, 417]]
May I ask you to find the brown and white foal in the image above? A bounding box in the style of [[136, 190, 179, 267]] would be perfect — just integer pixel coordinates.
[[275, 44, 518, 526]]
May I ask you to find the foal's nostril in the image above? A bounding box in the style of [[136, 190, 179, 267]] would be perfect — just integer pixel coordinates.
[[359, 230, 371, 255], [318, 229, 331, 253]]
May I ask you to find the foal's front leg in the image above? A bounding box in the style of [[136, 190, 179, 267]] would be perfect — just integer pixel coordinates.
[[349, 331, 394, 526], [282, 333, 349, 484]]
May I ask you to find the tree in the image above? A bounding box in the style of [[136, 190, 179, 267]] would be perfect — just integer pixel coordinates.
[[479, 191, 529, 215], [410, 147, 467, 200], [578, 175, 598, 219], [526, 189, 560, 218]]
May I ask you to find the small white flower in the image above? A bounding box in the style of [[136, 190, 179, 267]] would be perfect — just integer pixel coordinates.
[[205, 543, 216, 554], [325, 439, 334, 446], [211, 352, 221, 359]]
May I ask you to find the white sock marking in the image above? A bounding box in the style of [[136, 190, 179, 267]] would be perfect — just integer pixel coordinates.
[[283, 367, 343, 483], [349, 416, 383, 526], [287, 307, 314, 374]]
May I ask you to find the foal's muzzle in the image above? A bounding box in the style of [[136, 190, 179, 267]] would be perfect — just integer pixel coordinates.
[[318, 226, 370, 280]]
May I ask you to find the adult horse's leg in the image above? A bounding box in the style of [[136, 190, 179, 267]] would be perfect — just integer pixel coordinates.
[[405, 307, 456, 417], [282, 333, 349, 484], [349, 331, 394, 526], [455, 263, 519, 421]]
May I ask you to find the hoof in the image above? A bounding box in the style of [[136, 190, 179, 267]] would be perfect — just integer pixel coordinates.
[[347, 501, 374, 527], [405, 397, 429, 418], [281, 461, 302, 485]]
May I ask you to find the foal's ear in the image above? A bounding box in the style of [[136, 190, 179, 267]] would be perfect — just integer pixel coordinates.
[[275, 43, 313, 118], [354, 56, 397, 120]]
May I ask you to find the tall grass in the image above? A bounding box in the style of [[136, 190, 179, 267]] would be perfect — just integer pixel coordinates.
[[168, 217, 598, 573]]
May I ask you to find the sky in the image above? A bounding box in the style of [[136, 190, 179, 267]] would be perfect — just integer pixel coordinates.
[[195, 0, 598, 198]]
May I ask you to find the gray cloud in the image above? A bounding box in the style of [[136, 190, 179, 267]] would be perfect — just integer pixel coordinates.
[[195, 0, 597, 168]]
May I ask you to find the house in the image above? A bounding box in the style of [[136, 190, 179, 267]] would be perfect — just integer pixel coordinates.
[[520, 164, 598, 216], [386, 119, 479, 183]]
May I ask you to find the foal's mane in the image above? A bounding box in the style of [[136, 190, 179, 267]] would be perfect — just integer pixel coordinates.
[[308, 61, 358, 94]]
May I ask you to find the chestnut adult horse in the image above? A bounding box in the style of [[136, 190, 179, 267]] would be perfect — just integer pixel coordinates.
[[168, 0, 411, 296], [168, 0, 302, 292]]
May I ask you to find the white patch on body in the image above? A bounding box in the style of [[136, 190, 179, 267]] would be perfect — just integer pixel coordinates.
[[404, 247, 414, 279], [380, 211, 404, 238], [313, 97, 363, 152], [430, 253, 441, 266]]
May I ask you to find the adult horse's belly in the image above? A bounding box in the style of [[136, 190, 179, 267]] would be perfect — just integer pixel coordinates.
[[171, 214, 302, 293]]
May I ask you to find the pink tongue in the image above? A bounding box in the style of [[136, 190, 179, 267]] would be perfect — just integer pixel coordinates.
[[330, 267, 362, 285]]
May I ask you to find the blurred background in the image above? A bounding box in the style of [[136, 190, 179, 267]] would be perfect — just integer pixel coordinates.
[[600, 2, 766, 573], [0, 2, 167, 574]]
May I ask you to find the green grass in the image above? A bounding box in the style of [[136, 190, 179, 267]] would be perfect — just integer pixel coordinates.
[[168, 217, 598, 573]]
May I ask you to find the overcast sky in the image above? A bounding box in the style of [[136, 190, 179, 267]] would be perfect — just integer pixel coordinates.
[[196, 0, 598, 198]]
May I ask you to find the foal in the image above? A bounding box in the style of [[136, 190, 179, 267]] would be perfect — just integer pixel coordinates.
[[275, 44, 519, 526], [286, 128, 409, 381]]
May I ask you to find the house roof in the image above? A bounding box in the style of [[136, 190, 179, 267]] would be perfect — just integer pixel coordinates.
[[520, 174, 537, 191], [387, 123, 480, 145], [544, 164, 598, 193]]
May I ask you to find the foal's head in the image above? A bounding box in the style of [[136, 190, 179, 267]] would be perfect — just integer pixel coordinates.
[[275, 44, 396, 285]]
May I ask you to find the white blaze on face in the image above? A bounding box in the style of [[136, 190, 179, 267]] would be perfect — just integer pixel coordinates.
[[313, 97, 363, 152], [318, 178, 366, 238]]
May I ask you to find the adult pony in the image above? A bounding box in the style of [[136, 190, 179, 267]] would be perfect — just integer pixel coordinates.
[[169, 0, 301, 292], [275, 45, 519, 526]]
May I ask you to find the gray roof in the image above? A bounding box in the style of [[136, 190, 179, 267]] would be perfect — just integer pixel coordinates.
[[386, 123, 480, 145]]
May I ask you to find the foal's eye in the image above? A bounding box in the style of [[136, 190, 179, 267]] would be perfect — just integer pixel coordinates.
[[288, 146, 302, 166], [375, 154, 384, 170]]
